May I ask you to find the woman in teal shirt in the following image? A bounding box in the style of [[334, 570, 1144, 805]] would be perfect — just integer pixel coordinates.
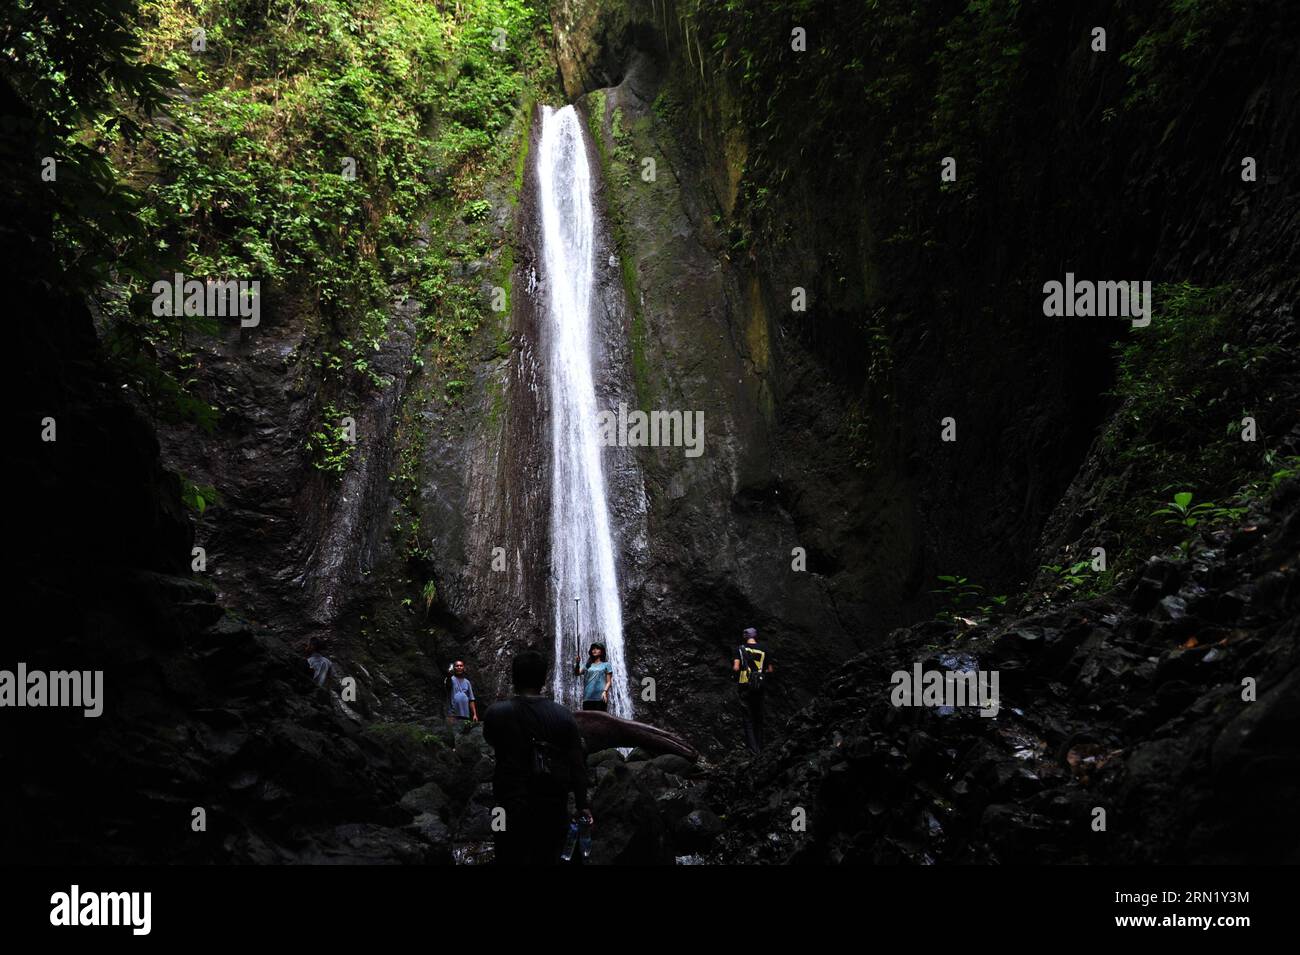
[[573, 642, 613, 712]]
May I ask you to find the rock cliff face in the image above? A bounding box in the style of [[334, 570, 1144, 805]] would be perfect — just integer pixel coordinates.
[[574, 60, 878, 749], [142, 114, 545, 721], [65, 0, 1299, 758], [543, 2, 915, 748], [541, 0, 1300, 755], [131, 2, 909, 752], [6, 209, 439, 863]]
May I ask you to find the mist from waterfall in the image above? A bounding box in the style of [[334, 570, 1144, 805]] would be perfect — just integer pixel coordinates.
[[536, 104, 633, 718]]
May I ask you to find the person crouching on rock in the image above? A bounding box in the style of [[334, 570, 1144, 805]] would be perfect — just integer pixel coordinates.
[[307, 637, 333, 688], [574, 642, 613, 712], [445, 659, 478, 724]]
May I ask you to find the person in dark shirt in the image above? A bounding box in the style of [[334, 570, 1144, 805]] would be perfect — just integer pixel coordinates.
[[482, 649, 592, 865], [732, 627, 774, 754]]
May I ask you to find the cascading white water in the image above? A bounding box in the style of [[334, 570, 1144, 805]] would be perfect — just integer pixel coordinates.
[[537, 105, 633, 718]]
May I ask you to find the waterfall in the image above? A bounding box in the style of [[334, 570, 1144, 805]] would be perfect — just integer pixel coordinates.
[[537, 104, 633, 718]]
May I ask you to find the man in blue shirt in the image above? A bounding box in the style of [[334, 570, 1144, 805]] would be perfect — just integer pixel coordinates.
[[573, 642, 613, 711], [445, 659, 478, 723]]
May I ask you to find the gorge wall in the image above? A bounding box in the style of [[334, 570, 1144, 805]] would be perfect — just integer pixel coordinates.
[[541, 0, 1299, 747], [74, 0, 1299, 755], [7, 0, 1298, 867]]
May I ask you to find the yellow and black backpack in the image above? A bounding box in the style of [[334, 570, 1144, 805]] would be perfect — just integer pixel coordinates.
[[737, 645, 766, 690]]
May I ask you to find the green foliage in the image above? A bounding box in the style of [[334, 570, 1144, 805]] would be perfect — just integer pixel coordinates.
[[843, 309, 896, 469], [509, 100, 534, 204], [387, 414, 430, 559], [1037, 559, 1104, 604], [698, 0, 1028, 259], [608, 107, 636, 188], [932, 575, 1007, 625], [587, 89, 609, 161], [651, 88, 684, 128], [363, 721, 443, 749], [19, 0, 551, 434], [305, 403, 355, 476], [2, 0, 174, 292], [1093, 282, 1280, 567], [1041, 560, 1095, 589], [1152, 490, 1237, 530], [20, 0, 554, 549], [179, 477, 219, 514], [1265, 454, 1300, 492], [1, 0, 221, 430], [1105, 284, 1274, 462], [123, 0, 544, 328], [586, 87, 653, 409], [1152, 490, 1246, 557], [462, 199, 493, 222], [843, 401, 873, 471], [1120, 0, 1247, 111]]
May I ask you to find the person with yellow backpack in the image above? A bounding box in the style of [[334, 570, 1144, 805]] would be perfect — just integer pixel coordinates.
[[732, 627, 774, 754]]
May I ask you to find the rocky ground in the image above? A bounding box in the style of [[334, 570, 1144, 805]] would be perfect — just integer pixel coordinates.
[[698, 478, 1300, 864], [252, 468, 1300, 866], [409, 728, 718, 866], [8, 467, 1295, 864]]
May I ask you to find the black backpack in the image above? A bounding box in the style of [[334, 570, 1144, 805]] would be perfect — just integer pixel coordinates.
[[514, 699, 564, 791], [739, 645, 766, 691]]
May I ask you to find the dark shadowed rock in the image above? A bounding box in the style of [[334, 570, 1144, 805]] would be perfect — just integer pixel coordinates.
[[651, 753, 699, 777], [703, 480, 1300, 865], [588, 747, 625, 769], [671, 808, 724, 850], [400, 782, 450, 819], [589, 762, 672, 865]]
